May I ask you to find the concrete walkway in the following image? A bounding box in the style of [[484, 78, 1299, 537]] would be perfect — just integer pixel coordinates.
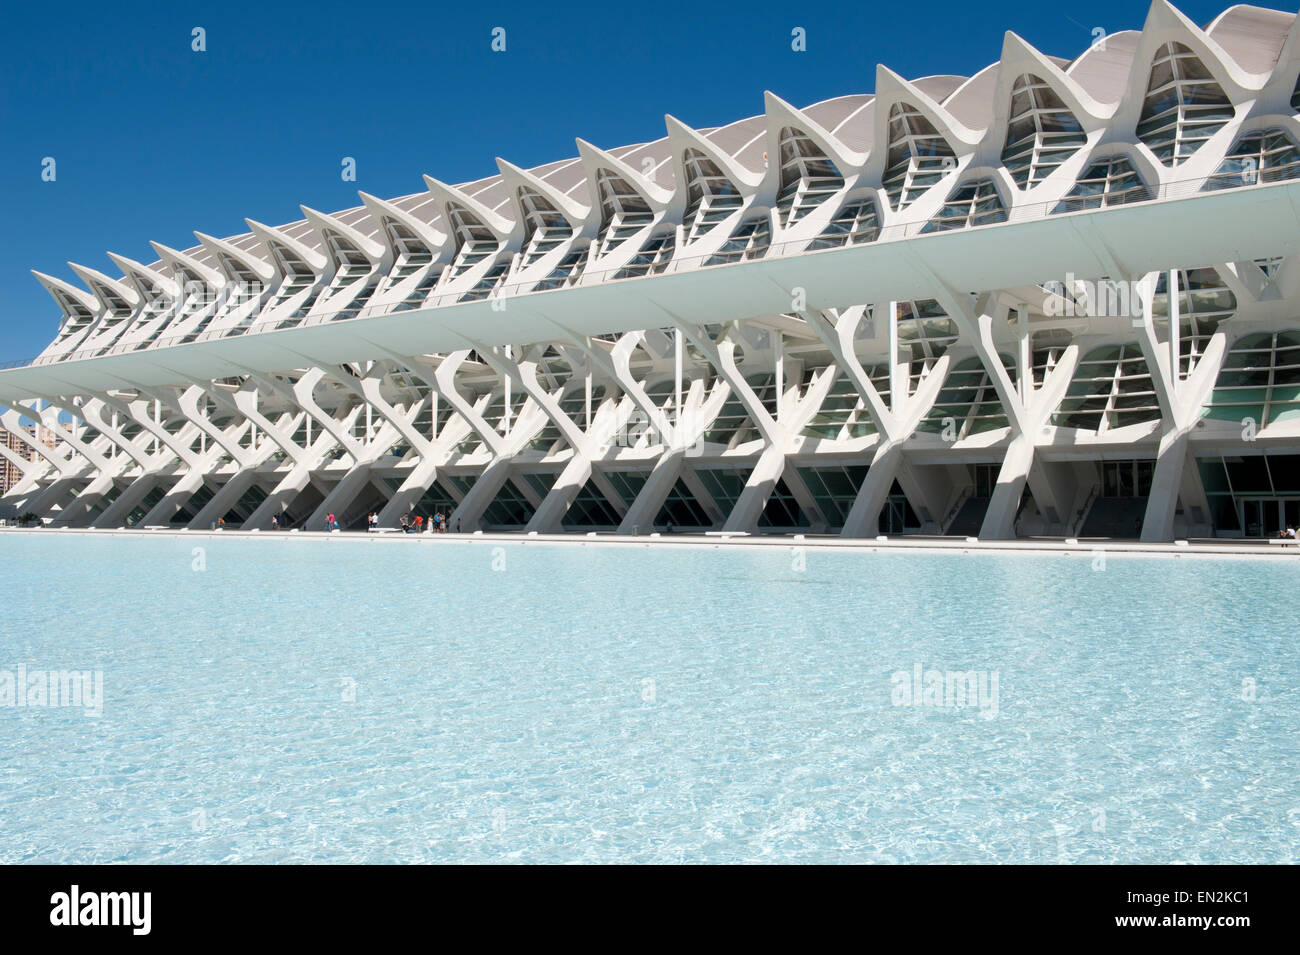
[[2, 525, 1299, 561]]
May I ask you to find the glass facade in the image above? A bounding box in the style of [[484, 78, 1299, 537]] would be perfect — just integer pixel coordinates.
[[797, 465, 866, 528], [1031, 328, 1072, 387], [706, 217, 771, 265], [810, 197, 880, 249], [695, 469, 809, 528], [1151, 267, 1235, 377], [448, 473, 535, 528], [615, 232, 676, 279], [534, 245, 589, 291], [800, 367, 888, 440], [897, 301, 958, 395], [1201, 331, 1300, 428], [595, 168, 654, 257], [656, 477, 713, 528], [1137, 42, 1233, 166], [1199, 453, 1300, 535], [558, 479, 623, 528], [1002, 74, 1087, 188], [916, 354, 1016, 437], [1053, 157, 1151, 213], [1100, 459, 1154, 498], [883, 103, 956, 212], [774, 127, 845, 227], [922, 179, 1007, 233], [446, 203, 500, 278], [1052, 344, 1162, 432], [1202, 128, 1300, 191], [518, 187, 574, 267], [702, 373, 777, 446], [682, 148, 744, 241]]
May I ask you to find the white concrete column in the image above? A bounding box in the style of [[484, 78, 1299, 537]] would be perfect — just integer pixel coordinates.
[[887, 301, 901, 414], [503, 344, 512, 435], [141, 415, 260, 528], [1017, 306, 1030, 402], [674, 327, 683, 425], [774, 330, 784, 421], [1168, 268, 1181, 383]]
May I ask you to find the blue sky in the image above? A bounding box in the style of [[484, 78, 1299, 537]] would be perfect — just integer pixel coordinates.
[[0, 0, 1282, 360]]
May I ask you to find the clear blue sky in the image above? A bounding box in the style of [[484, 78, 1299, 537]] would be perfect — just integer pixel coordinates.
[[0, 0, 1278, 360]]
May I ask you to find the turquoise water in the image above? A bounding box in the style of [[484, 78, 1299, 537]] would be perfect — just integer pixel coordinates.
[[0, 532, 1296, 864]]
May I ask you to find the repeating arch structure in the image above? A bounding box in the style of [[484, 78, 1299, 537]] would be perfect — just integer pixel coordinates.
[[10, 2, 1300, 543]]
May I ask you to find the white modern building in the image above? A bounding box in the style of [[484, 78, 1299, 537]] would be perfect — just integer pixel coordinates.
[[5, 1, 1300, 540]]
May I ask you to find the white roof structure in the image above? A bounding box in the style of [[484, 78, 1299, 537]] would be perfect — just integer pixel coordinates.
[[2, 1, 1298, 379]]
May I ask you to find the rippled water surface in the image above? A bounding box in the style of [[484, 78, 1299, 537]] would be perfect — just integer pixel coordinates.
[[1, 533, 1296, 863]]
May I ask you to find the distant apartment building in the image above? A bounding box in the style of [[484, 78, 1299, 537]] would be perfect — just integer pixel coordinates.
[[1, 424, 58, 497]]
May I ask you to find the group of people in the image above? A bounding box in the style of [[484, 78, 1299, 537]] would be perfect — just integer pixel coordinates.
[[367, 511, 453, 534], [1275, 527, 1298, 539]]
